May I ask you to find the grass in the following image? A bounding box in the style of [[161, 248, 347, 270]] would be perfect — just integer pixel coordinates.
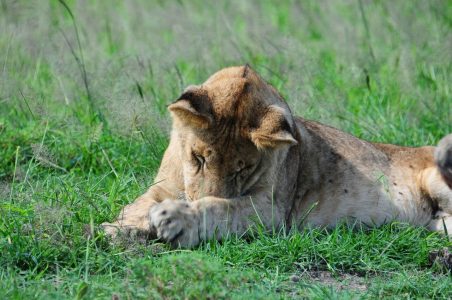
[[1, 0, 451, 298]]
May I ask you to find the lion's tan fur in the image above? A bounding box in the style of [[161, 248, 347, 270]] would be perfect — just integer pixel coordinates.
[[103, 66, 452, 247]]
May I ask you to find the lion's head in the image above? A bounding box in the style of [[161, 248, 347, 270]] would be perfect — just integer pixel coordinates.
[[168, 65, 298, 200]]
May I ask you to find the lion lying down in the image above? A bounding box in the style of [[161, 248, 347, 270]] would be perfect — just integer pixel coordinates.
[[102, 65, 452, 247]]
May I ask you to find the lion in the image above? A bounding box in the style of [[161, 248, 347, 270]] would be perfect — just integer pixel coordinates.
[[102, 65, 452, 247]]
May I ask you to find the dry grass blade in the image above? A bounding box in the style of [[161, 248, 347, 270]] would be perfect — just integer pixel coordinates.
[[57, 0, 105, 123]]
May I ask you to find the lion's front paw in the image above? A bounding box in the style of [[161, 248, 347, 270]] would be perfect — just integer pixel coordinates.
[[101, 218, 155, 243], [101, 222, 121, 238], [149, 199, 200, 248]]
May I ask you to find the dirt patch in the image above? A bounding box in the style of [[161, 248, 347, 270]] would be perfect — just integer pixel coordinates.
[[291, 270, 368, 292], [429, 248, 452, 272]]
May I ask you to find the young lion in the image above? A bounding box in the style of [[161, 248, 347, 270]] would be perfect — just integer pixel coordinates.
[[102, 65, 452, 247]]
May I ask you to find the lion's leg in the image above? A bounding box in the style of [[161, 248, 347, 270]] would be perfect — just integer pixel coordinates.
[[419, 167, 452, 213], [428, 214, 452, 235], [418, 166, 452, 236], [149, 194, 282, 248], [419, 135, 452, 235], [102, 193, 158, 240], [102, 135, 184, 241], [422, 134, 452, 216], [435, 134, 452, 188], [102, 184, 177, 240]]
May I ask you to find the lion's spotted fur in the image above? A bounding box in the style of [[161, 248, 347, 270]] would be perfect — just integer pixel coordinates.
[[103, 66, 452, 247]]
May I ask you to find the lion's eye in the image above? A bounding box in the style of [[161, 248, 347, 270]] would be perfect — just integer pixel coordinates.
[[192, 152, 205, 166]]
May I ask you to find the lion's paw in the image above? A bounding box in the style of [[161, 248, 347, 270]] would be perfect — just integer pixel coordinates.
[[101, 222, 120, 238], [101, 219, 154, 243], [149, 199, 200, 248]]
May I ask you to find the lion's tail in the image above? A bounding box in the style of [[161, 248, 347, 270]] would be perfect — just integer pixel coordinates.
[[435, 134, 452, 189]]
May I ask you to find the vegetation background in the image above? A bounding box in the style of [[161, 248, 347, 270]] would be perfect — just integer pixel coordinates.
[[1, 0, 451, 298]]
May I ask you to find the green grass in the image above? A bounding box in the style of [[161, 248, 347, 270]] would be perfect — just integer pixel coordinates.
[[1, 0, 451, 298]]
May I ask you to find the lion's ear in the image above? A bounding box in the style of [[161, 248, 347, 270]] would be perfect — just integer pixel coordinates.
[[250, 105, 297, 149], [168, 89, 213, 129]]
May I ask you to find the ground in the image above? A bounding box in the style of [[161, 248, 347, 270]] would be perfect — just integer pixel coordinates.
[[1, 0, 451, 299]]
